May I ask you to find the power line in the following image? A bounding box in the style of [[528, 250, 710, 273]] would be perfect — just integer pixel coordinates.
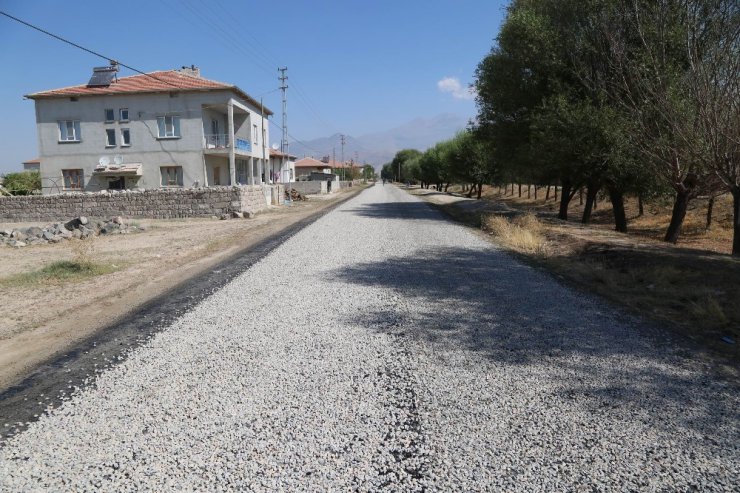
[[164, 0, 341, 136], [0, 10, 182, 89]]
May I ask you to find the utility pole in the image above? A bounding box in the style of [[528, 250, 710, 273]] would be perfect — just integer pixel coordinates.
[[278, 67, 289, 196], [340, 134, 346, 181]]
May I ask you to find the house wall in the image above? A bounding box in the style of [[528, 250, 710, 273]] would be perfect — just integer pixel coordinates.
[[0, 185, 272, 221], [269, 157, 295, 183], [34, 89, 270, 194], [204, 155, 230, 186]]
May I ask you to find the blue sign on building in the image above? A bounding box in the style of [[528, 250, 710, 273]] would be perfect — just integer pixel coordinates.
[[236, 138, 251, 151]]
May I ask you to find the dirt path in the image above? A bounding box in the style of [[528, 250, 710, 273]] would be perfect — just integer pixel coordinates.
[[0, 188, 362, 390]]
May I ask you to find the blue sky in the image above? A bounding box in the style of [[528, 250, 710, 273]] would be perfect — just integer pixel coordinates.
[[0, 0, 507, 173]]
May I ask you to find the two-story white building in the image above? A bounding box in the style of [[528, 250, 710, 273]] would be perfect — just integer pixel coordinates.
[[27, 65, 277, 194]]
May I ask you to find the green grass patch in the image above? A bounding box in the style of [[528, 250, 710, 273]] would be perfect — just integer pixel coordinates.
[[1, 261, 119, 287]]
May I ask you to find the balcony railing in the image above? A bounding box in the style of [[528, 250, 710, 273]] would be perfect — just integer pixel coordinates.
[[203, 134, 252, 152], [204, 134, 229, 149]]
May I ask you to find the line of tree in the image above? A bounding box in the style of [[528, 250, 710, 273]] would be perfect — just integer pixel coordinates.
[[384, 0, 738, 255], [472, 0, 739, 255], [380, 129, 498, 199]]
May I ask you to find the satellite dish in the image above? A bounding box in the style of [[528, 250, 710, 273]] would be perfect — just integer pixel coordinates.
[[271, 143, 279, 150], [114, 155, 123, 165], [99, 156, 110, 166]]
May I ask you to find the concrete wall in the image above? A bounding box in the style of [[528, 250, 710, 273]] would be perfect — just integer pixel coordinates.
[[0, 186, 273, 222], [33, 88, 270, 194], [288, 181, 327, 195]]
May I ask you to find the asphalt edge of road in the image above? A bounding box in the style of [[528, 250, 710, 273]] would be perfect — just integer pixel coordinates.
[[0, 185, 369, 443]]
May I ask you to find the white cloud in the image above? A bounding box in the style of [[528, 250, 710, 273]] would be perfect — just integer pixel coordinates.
[[437, 77, 476, 100]]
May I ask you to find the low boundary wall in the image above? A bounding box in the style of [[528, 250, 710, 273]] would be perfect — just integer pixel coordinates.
[[0, 186, 273, 222], [288, 181, 328, 195]]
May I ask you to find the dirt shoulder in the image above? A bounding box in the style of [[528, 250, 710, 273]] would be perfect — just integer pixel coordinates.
[[0, 187, 365, 390], [408, 186, 739, 375]]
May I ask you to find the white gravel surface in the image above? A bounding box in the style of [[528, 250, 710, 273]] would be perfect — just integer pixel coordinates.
[[1, 184, 738, 491]]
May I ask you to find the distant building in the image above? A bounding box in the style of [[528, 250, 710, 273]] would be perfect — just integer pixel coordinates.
[[22, 158, 40, 172], [294, 157, 332, 180], [269, 148, 296, 184], [26, 64, 272, 194]]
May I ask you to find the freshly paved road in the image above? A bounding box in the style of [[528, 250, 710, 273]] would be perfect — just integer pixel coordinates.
[[1, 184, 738, 491]]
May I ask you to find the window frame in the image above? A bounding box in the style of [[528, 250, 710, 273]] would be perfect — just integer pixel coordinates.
[[119, 108, 129, 122], [62, 169, 84, 190], [104, 108, 115, 123], [160, 166, 183, 187], [58, 120, 81, 143], [105, 128, 117, 147], [121, 128, 131, 146], [156, 115, 181, 139]]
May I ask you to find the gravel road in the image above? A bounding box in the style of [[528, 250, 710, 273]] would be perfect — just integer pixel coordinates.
[[1, 184, 738, 491]]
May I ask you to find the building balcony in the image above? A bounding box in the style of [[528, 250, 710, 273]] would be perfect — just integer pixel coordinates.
[[203, 134, 252, 155]]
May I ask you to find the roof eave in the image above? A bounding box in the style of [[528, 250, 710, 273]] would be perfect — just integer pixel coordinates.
[[25, 86, 274, 116]]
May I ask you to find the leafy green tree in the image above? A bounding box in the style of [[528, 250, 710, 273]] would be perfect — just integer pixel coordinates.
[[1, 171, 41, 195]]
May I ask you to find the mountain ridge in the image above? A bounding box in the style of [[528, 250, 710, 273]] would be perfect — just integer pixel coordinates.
[[288, 113, 470, 167]]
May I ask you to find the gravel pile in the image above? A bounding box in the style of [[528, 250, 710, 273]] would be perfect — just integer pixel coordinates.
[[1, 184, 738, 491]]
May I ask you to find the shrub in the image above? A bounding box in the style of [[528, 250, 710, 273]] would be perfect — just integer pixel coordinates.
[[2, 171, 41, 195]]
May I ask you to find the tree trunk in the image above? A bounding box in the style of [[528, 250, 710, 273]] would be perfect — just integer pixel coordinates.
[[527, 185, 531, 199], [467, 183, 476, 198], [477, 182, 483, 200], [557, 179, 573, 220], [732, 188, 740, 256], [579, 188, 584, 205], [664, 190, 691, 243], [609, 188, 628, 232], [638, 194, 644, 216], [534, 186, 538, 200], [545, 186, 551, 201], [554, 186, 558, 201], [581, 182, 600, 224], [444, 182, 450, 192], [518, 184, 522, 197], [705, 196, 715, 230]]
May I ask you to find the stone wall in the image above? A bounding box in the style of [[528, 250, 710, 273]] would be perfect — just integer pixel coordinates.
[[0, 186, 272, 222]]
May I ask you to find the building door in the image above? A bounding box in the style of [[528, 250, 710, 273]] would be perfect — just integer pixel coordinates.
[[213, 166, 221, 186], [108, 177, 125, 190]]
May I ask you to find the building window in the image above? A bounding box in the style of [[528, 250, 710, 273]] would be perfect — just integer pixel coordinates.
[[119, 108, 129, 122], [62, 169, 83, 190], [253, 124, 258, 145], [160, 166, 183, 187], [105, 129, 116, 147], [58, 120, 81, 142], [105, 109, 115, 122], [157, 116, 181, 138], [121, 128, 131, 146]]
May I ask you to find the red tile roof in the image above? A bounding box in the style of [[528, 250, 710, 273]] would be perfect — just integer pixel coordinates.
[[22, 158, 40, 165], [295, 157, 331, 168], [270, 148, 296, 159], [26, 70, 272, 115]]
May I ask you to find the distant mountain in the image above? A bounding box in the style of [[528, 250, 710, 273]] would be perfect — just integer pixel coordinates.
[[289, 113, 470, 168]]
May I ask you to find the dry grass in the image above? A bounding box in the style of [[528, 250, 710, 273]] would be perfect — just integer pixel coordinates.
[[0, 237, 120, 287], [416, 185, 740, 364], [482, 213, 550, 256]]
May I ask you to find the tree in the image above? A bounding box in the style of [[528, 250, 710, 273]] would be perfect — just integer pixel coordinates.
[[390, 149, 422, 183], [1, 171, 41, 195]]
